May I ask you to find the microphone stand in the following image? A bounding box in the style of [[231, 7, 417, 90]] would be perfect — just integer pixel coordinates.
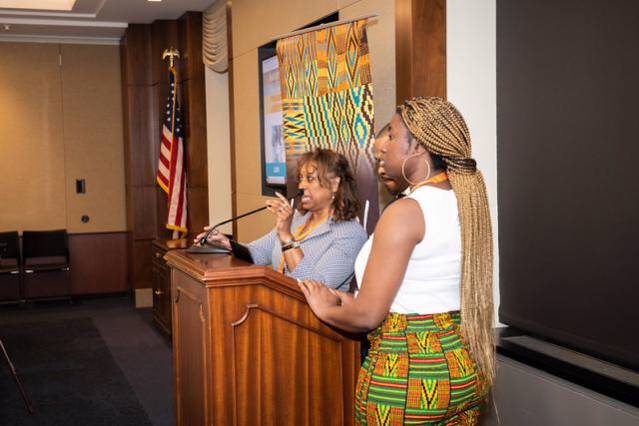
[[185, 206, 268, 254], [187, 190, 302, 254], [199, 206, 267, 246]]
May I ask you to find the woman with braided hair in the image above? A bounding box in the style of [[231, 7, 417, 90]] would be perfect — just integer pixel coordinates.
[[298, 97, 494, 425]]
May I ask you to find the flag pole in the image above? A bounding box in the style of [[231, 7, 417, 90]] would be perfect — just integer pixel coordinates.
[[160, 47, 187, 242]]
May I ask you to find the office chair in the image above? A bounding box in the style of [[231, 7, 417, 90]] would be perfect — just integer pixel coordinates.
[[0, 231, 21, 303], [21, 230, 71, 301]]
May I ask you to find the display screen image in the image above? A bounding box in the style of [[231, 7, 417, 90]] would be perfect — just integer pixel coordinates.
[[260, 54, 286, 188]]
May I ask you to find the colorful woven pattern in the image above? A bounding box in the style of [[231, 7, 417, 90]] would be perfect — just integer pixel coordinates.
[[355, 312, 483, 425], [276, 20, 374, 160]]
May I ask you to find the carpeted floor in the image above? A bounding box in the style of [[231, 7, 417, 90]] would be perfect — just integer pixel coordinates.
[[0, 317, 151, 425], [0, 297, 173, 426]]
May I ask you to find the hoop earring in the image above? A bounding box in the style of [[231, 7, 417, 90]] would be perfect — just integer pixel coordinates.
[[401, 153, 431, 186]]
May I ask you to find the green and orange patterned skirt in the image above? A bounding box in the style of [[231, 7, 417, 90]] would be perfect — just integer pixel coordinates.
[[355, 311, 484, 425]]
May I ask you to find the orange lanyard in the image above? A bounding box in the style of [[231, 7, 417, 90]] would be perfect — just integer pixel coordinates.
[[278, 218, 326, 273], [408, 171, 448, 194]]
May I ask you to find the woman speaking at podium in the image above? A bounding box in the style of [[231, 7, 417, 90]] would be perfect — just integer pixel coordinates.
[[298, 98, 495, 425], [196, 148, 367, 291]]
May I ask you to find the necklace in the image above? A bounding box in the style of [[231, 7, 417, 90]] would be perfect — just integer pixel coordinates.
[[278, 215, 328, 273], [408, 171, 448, 194]]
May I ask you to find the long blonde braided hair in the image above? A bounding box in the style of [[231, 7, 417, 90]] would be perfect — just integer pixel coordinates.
[[398, 97, 495, 388]]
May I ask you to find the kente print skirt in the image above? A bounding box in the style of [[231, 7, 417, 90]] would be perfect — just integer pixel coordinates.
[[355, 311, 484, 425]]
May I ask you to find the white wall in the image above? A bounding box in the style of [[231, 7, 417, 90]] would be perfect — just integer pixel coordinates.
[[205, 67, 233, 234], [447, 0, 500, 324]]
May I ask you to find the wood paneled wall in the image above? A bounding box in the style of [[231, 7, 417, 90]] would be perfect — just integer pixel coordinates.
[[178, 13, 209, 237], [121, 13, 208, 290], [395, 0, 447, 102], [69, 232, 128, 295]]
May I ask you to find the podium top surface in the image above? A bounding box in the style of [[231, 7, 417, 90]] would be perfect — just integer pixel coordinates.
[[163, 249, 300, 292]]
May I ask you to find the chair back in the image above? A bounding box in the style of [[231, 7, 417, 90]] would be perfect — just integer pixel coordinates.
[[0, 231, 20, 261], [22, 230, 69, 260]]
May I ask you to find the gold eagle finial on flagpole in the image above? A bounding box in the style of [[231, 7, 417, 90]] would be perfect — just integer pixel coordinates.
[[162, 47, 181, 68]]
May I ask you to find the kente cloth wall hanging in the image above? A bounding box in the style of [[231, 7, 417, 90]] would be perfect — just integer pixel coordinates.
[[276, 19, 378, 232]]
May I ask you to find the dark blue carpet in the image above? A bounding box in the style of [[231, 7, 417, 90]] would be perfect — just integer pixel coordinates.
[[0, 317, 151, 425]]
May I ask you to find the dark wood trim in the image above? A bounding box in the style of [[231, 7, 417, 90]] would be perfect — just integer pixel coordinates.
[[121, 13, 209, 290], [395, 0, 446, 103], [227, 2, 238, 238], [66, 231, 127, 236], [68, 232, 129, 295]]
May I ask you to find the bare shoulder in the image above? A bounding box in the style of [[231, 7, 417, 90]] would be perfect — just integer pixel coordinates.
[[375, 198, 425, 244]]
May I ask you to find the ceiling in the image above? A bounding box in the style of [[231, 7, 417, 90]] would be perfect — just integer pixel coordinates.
[[0, 0, 216, 44]]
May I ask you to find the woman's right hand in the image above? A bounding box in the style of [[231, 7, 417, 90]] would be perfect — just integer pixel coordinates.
[[194, 226, 231, 249], [265, 192, 295, 242]]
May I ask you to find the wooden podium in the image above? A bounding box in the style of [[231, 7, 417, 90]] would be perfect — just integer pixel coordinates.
[[164, 250, 361, 426]]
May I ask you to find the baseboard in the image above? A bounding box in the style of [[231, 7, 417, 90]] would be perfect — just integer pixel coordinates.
[[134, 288, 153, 308]]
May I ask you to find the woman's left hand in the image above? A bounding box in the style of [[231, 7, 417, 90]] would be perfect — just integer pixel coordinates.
[[298, 279, 340, 318], [265, 192, 294, 241]]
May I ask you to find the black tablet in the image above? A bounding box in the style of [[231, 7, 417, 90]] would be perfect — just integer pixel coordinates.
[[229, 240, 254, 264]]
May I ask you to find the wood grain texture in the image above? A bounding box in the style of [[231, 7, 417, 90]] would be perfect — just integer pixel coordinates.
[[121, 25, 153, 86], [395, 0, 446, 103], [227, 4, 239, 238], [412, 0, 446, 98], [183, 78, 209, 189], [156, 186, 172, 240], [68, 232, 128, 295], [172, 272, 208, 425], [395, 0, 413, 105], [132, 186, 158, 239], [178, 12, 206, 86], [152, 239, 178, 337], [166, 250, 360, 425], [132, 239, 154, 290], [124, 85, 158, 187], [122, 12, 208, 293], [187, 187, 208, 240], [151, 20, 179, 86]]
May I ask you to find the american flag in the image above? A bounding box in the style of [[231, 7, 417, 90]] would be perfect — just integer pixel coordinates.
[[156, 67, 187, 238]]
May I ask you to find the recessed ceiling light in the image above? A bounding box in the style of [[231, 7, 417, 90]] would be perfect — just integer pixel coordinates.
[[0, 1, 77, 11], [3, 24, 10, 31], [147, 0, 163, 2]]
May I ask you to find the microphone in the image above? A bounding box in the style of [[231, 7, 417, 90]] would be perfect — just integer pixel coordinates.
[[197, 189, 303, 247], [198, 206, 266, 246]]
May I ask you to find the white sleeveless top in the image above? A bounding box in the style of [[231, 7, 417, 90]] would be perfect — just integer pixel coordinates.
[[354, 185, 462, 314]]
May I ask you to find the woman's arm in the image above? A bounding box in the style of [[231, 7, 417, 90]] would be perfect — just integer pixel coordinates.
[[281, 242, 304, 272], [247, 229, 278, 265], [288, 224, 367, 289], [299, 198, 425, 332], [264, 192, 300, 270]]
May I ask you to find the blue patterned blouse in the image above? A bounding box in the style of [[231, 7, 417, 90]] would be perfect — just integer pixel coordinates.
[[247, 211, 368, 291]]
